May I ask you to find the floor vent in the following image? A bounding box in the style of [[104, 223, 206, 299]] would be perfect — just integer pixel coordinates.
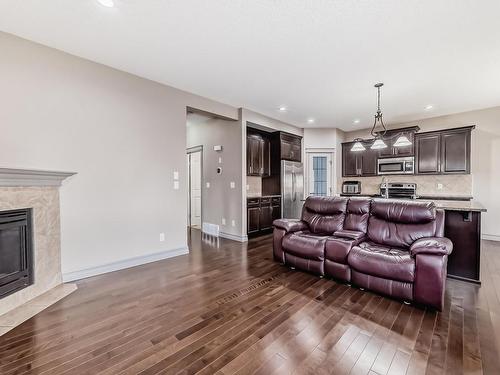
[[202, 222, 220, 237]]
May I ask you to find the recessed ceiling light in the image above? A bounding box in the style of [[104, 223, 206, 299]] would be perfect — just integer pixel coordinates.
[[97, 0, 114, 8], [425, 105, 434, 111], [307, 118, 315, 124], [278, 106, 287, 112], [353, 119, 360, 124]]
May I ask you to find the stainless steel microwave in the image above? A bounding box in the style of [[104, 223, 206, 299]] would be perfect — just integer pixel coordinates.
[[377, 157, 415, 175]]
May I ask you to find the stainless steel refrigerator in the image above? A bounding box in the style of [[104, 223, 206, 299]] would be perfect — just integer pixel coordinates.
[[281, 160, 304, 219]]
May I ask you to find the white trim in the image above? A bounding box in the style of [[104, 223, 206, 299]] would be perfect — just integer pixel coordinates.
[[219, 231, 248, 242], [483, 234, 500, 242], [0, 167, 76, 187], [62, 246, 189, 282]]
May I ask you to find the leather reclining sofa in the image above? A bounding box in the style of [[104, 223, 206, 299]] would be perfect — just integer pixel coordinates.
[[273, 196, 453, 310]]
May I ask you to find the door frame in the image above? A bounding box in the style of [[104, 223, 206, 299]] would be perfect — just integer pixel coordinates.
[[305, 148, 336, 197], [187, 145, 203, 228]]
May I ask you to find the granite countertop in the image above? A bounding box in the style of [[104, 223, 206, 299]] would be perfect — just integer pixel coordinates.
[[247, 195, 281, 199], [337, 194, 486, 212], [417, 199, 487, 212]]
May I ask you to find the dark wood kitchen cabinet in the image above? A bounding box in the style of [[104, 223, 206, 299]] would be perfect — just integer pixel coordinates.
[[415, 126, 473, 175], [342, 142, 377, 177], [279, 133, 302, 162], [247, 197, 281, 237], [247, 133, 270, 176], [415, 132, 441, 174], [378, 129, 416, 158]]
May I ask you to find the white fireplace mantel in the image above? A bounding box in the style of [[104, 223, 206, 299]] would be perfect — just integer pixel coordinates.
[[0, 168, 76, 187]]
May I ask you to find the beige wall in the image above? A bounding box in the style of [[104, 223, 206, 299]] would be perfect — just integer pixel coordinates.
[[342, 106, 500, 238], [0, 32, 239, 276], [186, 114, 243, 239]]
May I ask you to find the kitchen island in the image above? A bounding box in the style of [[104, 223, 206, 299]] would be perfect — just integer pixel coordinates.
[[419, 199, 486, 283]]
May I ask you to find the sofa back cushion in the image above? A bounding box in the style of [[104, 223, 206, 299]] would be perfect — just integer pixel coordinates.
[[302, 196, 348, 234], [343, 198, 371, 233], [367, 199, 440, 248]]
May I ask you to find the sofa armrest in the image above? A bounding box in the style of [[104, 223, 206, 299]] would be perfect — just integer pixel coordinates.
[[410, 237, 453, 257], [333, 229, 365, 241], [273, 219, 308, 233]]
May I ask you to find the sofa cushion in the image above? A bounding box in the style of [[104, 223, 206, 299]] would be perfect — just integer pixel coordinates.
[[301, 196, 348, 234], [348, 241, 415, 283], [343, 198, 371, 232], [371, 199, 436, 224], [282, 231, 328, 261]]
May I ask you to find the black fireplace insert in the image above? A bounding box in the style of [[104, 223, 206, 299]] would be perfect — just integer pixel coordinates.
[[0, 209, 33, 299]]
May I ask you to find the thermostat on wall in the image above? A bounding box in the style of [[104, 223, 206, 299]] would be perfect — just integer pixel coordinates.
[[213, 145, 223, 151]]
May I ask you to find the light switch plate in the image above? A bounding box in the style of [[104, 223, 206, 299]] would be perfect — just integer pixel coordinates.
[[231, 220, 236, 227], [173, 171, 179, 180], [230, 182, 235, 189], [219, 157, 222, 164], [206, 182, 210, 188], [222, 218, 226, 225], [159, 233, 165, 242], [437, 183, 443, 190]]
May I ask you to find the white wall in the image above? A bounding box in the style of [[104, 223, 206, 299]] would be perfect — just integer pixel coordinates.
[[303, 128, 344, 194], [186, 113, 243, 239], [0, 32, 239, 276], [343, 106, 500, 239]]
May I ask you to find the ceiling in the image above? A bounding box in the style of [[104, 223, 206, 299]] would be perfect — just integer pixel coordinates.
[[1, 0, 500, 131]]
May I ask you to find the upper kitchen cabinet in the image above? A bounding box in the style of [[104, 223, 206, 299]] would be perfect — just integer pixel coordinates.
[[342, 141, 378, 177], [279, 133, 302, 162], [415, 126, 474, 175], [415, 132, 441, 174], [247, 132, 270, 176], [378, 127, 418, 158]]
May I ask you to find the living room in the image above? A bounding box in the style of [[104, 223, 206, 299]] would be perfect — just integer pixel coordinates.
[[0, 1, 499, 374]]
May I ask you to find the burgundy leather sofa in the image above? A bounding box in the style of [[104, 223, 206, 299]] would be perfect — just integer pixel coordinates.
[[273, 196, 453, 310]]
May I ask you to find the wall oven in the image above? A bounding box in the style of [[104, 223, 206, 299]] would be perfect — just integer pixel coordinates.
[[377, 157, 414, 175]]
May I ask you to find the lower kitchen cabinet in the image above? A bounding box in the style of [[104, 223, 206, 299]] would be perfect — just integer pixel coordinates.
[[247, 197, 281, 237]]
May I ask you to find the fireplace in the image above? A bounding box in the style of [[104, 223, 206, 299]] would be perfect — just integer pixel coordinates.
[[0, 209, 33, 299]]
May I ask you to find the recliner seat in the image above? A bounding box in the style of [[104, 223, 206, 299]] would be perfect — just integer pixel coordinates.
[[273, 196, 452, 310]]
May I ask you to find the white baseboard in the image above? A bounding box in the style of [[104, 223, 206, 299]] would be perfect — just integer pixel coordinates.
[[219, 232, 248, 242], [482, 234, 500, 242], [62, 246, 189, 282]]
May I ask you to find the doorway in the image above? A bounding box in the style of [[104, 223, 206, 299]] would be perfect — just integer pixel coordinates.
[[187, 146, 202, 228], [306, 151, 334, 197]]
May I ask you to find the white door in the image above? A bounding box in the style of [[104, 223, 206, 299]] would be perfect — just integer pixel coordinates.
[[307, 152, 333, 197], [188, 150, 202, 228]]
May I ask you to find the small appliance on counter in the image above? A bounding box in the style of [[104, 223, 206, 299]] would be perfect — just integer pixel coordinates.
[[380, 182, 417, 199], [342, 181, 361, 195]]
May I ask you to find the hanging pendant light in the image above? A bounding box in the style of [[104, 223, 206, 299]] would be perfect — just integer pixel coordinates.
[[369, 83, 387, 150], [393, 134, 412, 147], [350, 138, 366, 152]]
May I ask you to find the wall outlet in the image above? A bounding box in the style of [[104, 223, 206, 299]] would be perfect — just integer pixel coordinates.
[[230, 182, 235, 189], [206, 182, 210, 188], [159, 233, 165, 242], [437, 183, 443, 190], [173, 181, 180, 190], [221, 218, 226, 225], [231, 220, 236, 227]]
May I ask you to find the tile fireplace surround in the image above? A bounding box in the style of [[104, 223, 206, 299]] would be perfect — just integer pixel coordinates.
[[0, 168, 76, 335]]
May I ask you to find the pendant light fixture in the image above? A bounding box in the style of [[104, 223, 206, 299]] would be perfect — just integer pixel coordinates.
[[369, 83, 388, 150], [350, 138, 365, 152]]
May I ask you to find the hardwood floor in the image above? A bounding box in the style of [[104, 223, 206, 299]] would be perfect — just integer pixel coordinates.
[[1, 230, 500, 374]]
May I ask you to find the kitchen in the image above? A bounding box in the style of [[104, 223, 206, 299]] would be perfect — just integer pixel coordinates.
[[340, 124, 486, 284]]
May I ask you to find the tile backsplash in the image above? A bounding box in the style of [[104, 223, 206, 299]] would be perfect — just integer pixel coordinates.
[[246, 176, 262, 197], [340, 174, 473, 197]]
